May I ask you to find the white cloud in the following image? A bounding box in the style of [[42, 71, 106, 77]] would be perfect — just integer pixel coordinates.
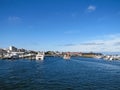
[[61, 34, 120, 52], [80, 42, 104, 45], [87, 5, 96, 12], [60, 44, 76, 46]]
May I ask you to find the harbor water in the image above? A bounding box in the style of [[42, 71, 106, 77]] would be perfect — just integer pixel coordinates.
[[0, 57, 120, 90]]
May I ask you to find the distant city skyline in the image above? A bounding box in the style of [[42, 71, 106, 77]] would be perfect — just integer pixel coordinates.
[[0, 0, 120, 52]]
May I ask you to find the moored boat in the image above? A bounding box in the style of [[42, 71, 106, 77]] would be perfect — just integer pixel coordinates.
[[36, 52, 44, 60], [63, 53, 71, 60]]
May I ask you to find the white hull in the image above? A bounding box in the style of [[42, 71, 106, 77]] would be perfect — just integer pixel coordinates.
[[36, 52, 44, 60], [63, 55, 70, 60], [36, 56, 44, 60]]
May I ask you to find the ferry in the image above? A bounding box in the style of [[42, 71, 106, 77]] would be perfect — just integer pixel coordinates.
[[36, 52, 44, 60]]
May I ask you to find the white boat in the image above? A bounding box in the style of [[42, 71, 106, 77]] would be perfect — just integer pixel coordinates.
[[94, 55, 103, 59], [109, 56, 113, 61], [11, 53, 19, 59], [63, 53, 71, 60], [36, 52, 44, 60]]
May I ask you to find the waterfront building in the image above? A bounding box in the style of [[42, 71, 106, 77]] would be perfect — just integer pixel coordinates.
[[0, 49, 7, 55], [9, 46, 18, 52]]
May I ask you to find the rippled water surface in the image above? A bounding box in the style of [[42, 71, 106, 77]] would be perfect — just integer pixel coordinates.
[[0, 57, 120, 90]]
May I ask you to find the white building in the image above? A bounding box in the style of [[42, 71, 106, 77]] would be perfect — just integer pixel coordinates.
[[9, 46, 18, 52]]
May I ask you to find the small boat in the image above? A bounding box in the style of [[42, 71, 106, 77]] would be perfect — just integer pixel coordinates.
[[36, 52, 44, 60], [94, 55, 103, 59], [63, 53, 71, 60], [11, 53, 19, 59]]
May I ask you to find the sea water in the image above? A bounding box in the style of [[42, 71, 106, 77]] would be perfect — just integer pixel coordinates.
[[0, 57, 120, 90]]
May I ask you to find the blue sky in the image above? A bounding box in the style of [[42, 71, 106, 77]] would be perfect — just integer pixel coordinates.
[[0, 0, 120, 52]]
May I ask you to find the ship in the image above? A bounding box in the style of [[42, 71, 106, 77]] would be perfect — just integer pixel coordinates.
[[36, 52, 44, 60]]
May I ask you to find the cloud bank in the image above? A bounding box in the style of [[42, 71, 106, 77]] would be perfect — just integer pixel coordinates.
[[61, 34, 120, 52]]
